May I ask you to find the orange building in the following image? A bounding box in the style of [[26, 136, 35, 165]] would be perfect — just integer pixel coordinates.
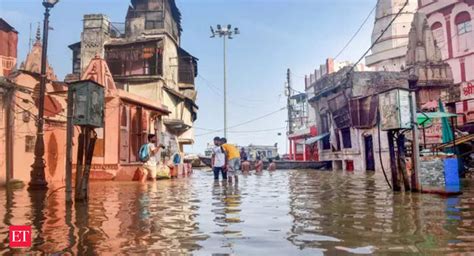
[[74, 55, 170, 180], [1, 26, 68, 185], [0, 18, 17, 77]]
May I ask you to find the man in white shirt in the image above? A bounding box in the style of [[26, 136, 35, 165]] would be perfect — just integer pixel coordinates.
[[142, 134, 160, 182], [211, 136, 227, 180]]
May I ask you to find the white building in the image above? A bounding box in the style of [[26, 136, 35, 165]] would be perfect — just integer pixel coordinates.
[[365, 0, 418, 71]]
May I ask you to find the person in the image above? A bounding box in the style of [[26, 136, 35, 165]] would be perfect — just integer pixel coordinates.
[[267, 158, 276, 171], [221, 137, 240, 183], [241, 160, 251, 173], [255, 156, 263, 172], [141, 134, 160, 182], [240, 148, 248, 161], [211, 137, 227, 181]]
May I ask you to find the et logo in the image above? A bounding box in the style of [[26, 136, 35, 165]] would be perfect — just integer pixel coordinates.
[[9, 225, 32, 248]]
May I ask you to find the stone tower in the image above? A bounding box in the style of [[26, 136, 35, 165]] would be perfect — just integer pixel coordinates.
[[365, 0, 418, 71], [405, 12, 453, 106], [80, 14, 110, 74]]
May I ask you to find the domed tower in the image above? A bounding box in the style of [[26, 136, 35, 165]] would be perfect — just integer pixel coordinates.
[[365, 0, 418, 71]]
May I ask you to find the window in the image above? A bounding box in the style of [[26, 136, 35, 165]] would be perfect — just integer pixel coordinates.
[[455, 12, 472, 52], [341, 128, 352, 148], [456, 12, 472, 35], [320, 114, 330, 150], [431, 22, 446, 53], [25, 135, 35, 153], [145, 11, 164, 30], [105, 42, 163, 77]]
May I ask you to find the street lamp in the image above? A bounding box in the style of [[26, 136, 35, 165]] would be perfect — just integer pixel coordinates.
[[28, 0, 59, 190], [210, 24, 240, 139]]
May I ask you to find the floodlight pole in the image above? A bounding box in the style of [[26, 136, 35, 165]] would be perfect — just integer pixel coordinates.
[[210, 24, 239, 139]]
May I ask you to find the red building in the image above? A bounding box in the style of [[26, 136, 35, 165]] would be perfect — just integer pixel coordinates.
[[0, 18, 18, 76]]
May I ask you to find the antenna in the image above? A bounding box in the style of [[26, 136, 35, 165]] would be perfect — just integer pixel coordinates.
[[29, 22, 32, 50]]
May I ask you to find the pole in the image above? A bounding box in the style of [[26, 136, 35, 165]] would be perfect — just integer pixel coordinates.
[[75, 127, 85, 200], [287, 69, 292, 159], [397, 133, 411, 191], [65, 89, 74, 202], [410, 90, 421, 192], [287, 69, 292, 134], [223, 35, 227, 139], [29, 6, 51, 190], [388, 131, 401, 191]]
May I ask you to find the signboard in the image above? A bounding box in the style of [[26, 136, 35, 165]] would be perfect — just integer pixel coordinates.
[[461, 81, 474, 101], [399, 90, 411, 129], [456, 99, 474, 125], [379, 89, 412, 130]]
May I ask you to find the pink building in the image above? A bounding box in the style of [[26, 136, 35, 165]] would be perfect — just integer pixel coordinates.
[[418, 0, 474, 126], [1, 29, 68, 186], [75, 55, 170, 180], [0, 18, 18, 77]]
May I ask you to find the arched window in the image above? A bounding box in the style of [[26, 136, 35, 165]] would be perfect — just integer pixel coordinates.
[[431, 22, 446, 55], [455, 12, 472, 52], [455, 11, 472, 35]]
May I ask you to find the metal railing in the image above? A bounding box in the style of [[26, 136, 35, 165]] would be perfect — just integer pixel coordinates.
[[109, 22, 126, 38]]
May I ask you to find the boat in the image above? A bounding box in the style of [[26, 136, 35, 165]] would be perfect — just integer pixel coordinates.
[[198, 156, 329, 170]]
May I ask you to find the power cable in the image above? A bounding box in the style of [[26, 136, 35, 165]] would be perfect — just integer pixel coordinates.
[[346, 0, 410, 75], [334, 4, 376, 60], [195, 106, 286, 137]]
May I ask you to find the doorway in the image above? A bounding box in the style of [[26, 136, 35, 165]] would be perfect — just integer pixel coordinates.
[[364, 135, 375, 171]]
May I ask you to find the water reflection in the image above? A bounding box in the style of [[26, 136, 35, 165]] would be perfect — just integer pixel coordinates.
[[0, 170, 473, 255]]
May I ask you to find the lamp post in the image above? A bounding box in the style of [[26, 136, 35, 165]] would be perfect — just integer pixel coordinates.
[[210, 24, 239, 139], [28, 0, 59, 190]]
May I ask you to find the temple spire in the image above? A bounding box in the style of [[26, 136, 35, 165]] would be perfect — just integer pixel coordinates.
[[35, 23, 41, 42]]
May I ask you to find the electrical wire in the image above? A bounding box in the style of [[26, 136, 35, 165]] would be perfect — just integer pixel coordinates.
[[346, 0, 410, 75], [195, 106, 286, 137], [377, 110, 392, 189], [194, 126, 285, 133], [333, 4, 376, 60]]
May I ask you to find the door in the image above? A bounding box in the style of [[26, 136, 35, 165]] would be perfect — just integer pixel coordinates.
[[120, 105, 130, 163], [365, 135, 375, 171]]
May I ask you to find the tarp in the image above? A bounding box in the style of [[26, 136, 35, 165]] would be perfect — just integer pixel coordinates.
[[305, 133, 330, 145], [439, 99, 454, 144], [417, 112, 458, 126]]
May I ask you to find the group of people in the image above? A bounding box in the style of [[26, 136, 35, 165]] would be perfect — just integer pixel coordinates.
[[140, 134, 189, 182], [211, 137, 276, 182]]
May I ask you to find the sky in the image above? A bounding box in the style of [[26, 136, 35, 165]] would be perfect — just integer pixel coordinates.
[[0, 0, 375, 155]]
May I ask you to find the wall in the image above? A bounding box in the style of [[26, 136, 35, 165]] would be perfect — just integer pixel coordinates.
[[365, 0, 418, 71], [80, 14, 110, 73], [0, 89, 7, 184], [420, 1, 474, 85]]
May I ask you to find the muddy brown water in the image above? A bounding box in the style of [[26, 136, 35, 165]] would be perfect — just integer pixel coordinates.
[[0, 170, 473, 255]]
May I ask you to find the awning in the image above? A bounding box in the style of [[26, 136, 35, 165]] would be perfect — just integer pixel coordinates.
[[305, 133, 329, 145], [417, 112, 458, 126]]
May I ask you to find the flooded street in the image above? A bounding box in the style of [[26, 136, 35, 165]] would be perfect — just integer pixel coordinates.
[[1, 170, 474, 255]]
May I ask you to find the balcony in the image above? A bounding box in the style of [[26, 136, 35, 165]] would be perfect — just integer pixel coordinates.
[[0, 56, 16, 77]]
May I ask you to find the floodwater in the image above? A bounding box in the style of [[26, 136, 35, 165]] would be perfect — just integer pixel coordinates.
[[1, 170, 474, 255]]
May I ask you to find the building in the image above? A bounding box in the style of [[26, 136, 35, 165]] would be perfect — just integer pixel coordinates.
[[0, 27, 68, 185], [0, 18, 18, 77], [307, 67, 408, 171], [239, 144, 279, 161], [418, 0, 474, 130], [68, 0, 198, 156], [365, 0, 418, 71], [287, 59, 367, 161], [74, 55, 171, 180]]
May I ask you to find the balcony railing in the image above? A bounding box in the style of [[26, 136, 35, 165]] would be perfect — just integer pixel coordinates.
[[109, 22, 126, 38], [0, 56, 16, 76]]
